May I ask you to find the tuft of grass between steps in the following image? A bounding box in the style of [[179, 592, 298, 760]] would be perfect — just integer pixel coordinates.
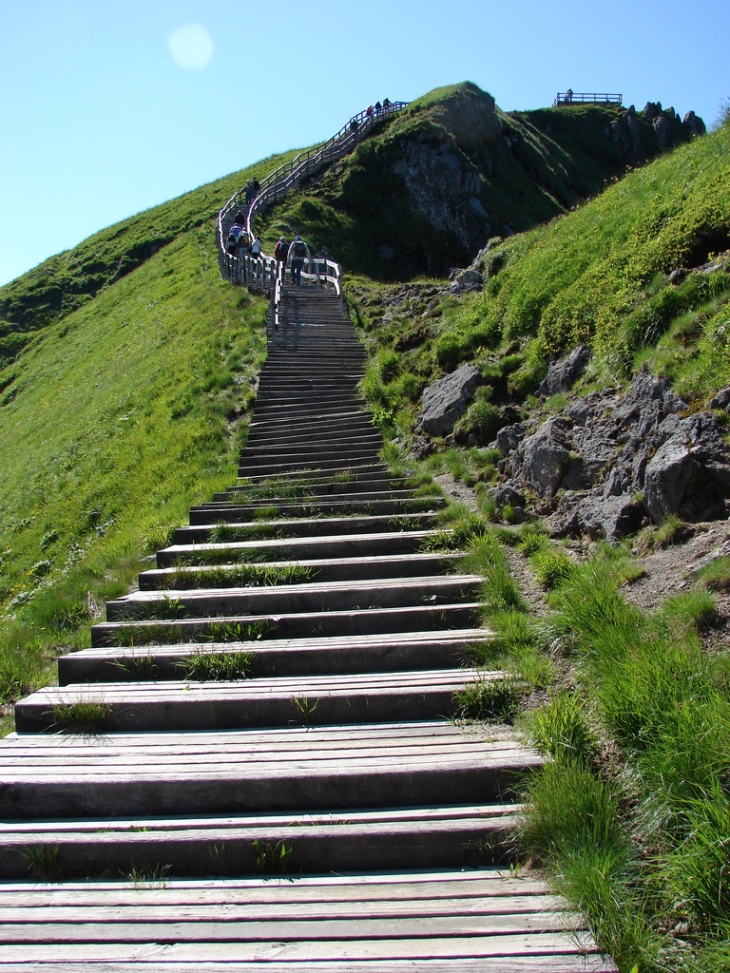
[[177, 649, 256, 681], [162, 563, 317, 589], [0, 227, 268, 723]]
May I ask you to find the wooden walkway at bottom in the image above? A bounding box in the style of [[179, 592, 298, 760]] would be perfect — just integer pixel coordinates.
[[0, 870, 615, 971]]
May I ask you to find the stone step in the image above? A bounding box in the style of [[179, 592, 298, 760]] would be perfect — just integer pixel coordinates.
[[171, 514, 441, 546], [58, 629, 490, 684], [158, 528, 442, 567], [0, 870, 615, 971], [140, 552, 463, 589], [0, 806, 519, 880], [15, 667, 491, 733], [104, 575, 482, 622], [0, 721, 542, 817], [189, 497, 441, 521], [90, 602, 483, 647]]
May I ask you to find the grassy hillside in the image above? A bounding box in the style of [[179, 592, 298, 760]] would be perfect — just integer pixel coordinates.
[[351, 115, 730, 446], [258, 82, 696, 280], [0, 214, 269, 728]]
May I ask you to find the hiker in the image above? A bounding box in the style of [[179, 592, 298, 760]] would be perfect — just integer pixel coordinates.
[[226, 211, 246, 254], [566, 88, 573, 103], [287, 234, 311, 286], [274, 236, 289, 274], [366, 105, 373, 118], [375, 101, 382, 114], [244, 181, 254, 205], [383, 97, 390, 110], [250, 236, 263, 259], [251, 176, 260, 199]]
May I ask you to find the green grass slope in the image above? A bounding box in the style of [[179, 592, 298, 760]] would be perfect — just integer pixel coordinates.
[[353, 115, 730, 439], [0, 224, 267, 722]]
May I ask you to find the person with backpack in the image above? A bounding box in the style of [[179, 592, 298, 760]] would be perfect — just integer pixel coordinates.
[[274, 236, 289, 276], [226, 211, 246, 254], [287, 234, 310, 286]]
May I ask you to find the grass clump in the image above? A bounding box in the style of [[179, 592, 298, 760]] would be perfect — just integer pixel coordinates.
[[21, 844, 63, 882], [52, 700, 112, 734], [454, 676, 522, 723], [164, 563, 316, 589], [177, 649, 255, 681]]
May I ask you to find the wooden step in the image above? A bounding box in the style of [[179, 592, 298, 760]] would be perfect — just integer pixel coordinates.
[[15, 667, 491, 733], [104, 574, 483, 622], [139, 552, 463, 589], [59, 628, 491, 684], [157, 529, 441, 567], [171, 513, 441, 546], [0, 805, 519, 879], [0, 870, 617, 970], [0, 721, 542, 818], [90, 602, 484, 647]]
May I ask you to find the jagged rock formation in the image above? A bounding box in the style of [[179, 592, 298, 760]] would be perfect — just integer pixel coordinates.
[[490, 360, 730, 540]]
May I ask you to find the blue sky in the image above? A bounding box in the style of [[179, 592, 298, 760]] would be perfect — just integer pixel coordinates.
[[0, 0, 727, 288]]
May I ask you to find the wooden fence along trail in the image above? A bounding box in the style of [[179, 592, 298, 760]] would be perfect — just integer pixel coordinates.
[[0, 104, 618, 971]]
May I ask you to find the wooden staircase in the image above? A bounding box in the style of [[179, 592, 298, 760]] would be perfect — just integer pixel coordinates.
[[0, 284, 616, 971]]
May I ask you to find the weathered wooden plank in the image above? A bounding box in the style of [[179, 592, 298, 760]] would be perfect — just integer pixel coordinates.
[[0, 894, 566, 923], [0, 930, 604, 960], [2, 959, 617, 973], [0, 911, 583, 943]]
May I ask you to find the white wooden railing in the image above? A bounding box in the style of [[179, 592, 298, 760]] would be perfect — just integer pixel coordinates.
[[217, 101, 408, 296]]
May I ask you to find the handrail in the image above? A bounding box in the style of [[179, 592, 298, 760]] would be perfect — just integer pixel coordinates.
[[217, 101, 408, 296], [553, 92, 622, 107]]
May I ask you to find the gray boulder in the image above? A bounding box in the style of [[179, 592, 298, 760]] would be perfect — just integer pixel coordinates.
[[548, 490, 645, 541], [709, 387, 730, 412], [537, 345, 590, 398], [419, 363, 484, 437], [490, 483, 526, 509], [644, 412, 730, 523], [518, 417, 575, 497], [495, 423, 524, 456]]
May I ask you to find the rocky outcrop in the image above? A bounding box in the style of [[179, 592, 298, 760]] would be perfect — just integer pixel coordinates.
[[494, 360, 730, 539], [418, 363, 485, 437], [393, 139, 491, 253], [538, 344, 590, 398]]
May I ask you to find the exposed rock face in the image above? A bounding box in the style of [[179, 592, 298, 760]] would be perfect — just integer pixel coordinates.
[[644, 413, 730, 523], [611, 106, 642, 160], [683, 110, 706, 136], [419, 363, 485, 437], [393, 139, 491, 253], [538, 344, 590, 398], [502, 368, 730, 539]]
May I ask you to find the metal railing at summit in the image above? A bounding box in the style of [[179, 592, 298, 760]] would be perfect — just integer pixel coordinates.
[[553, 91, 623, 106]]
